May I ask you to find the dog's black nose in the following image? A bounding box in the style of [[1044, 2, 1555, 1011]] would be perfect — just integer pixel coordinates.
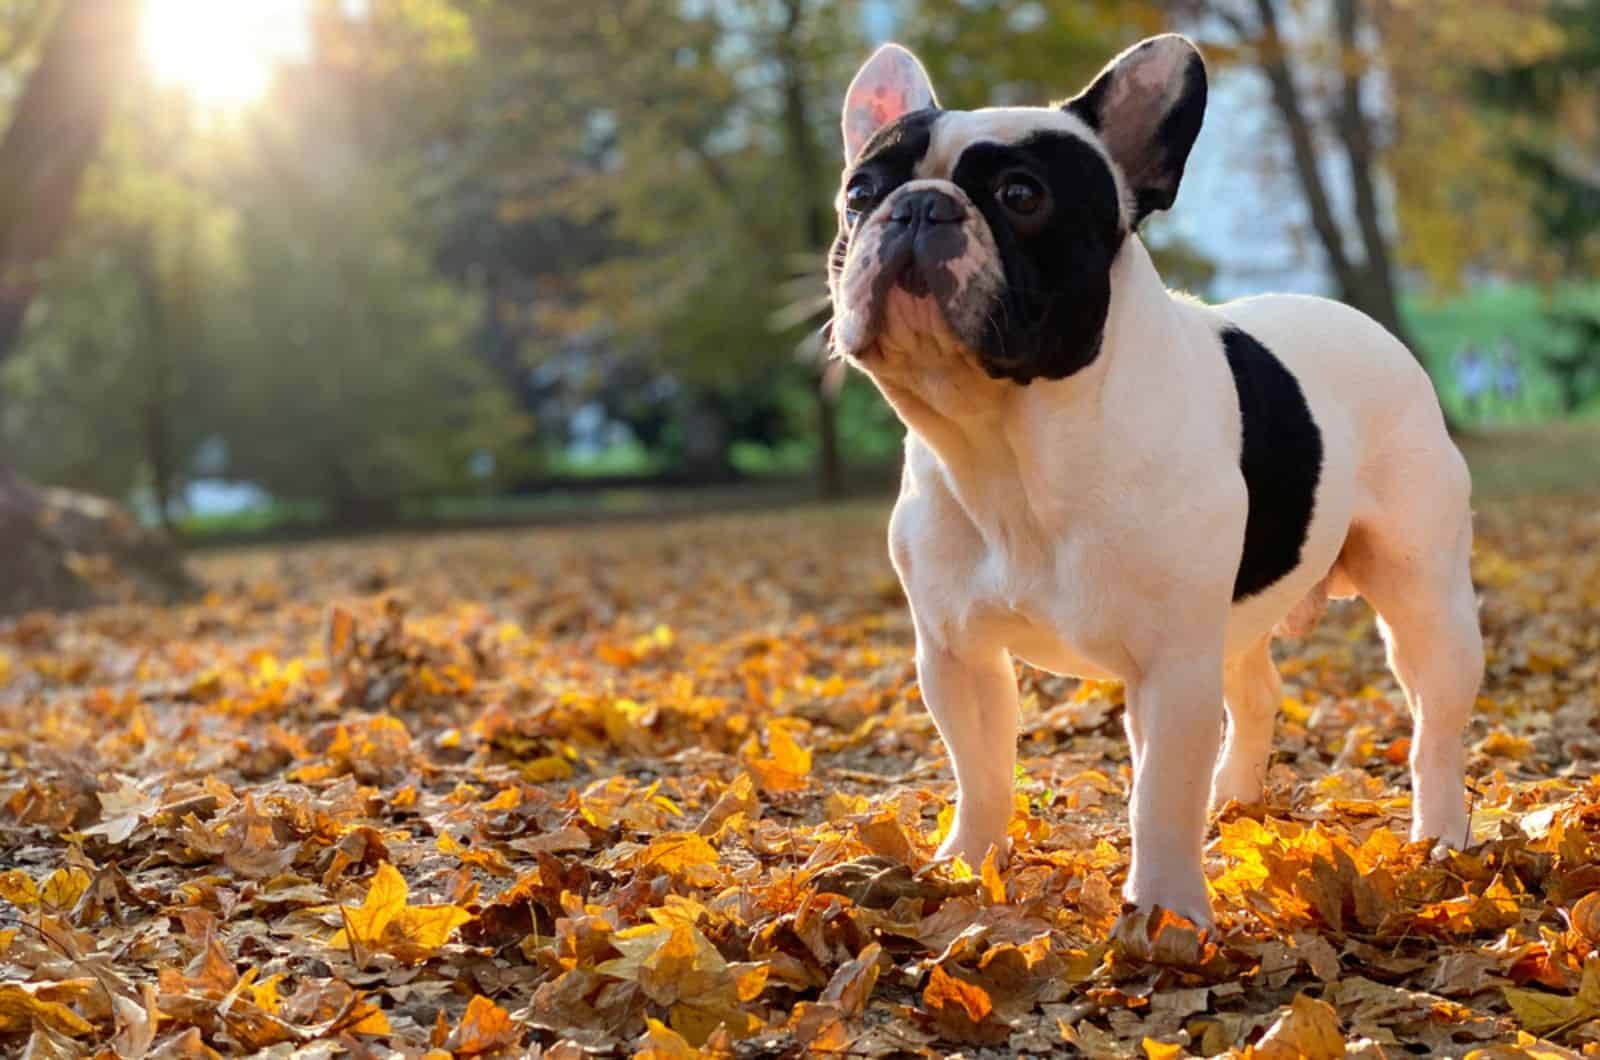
[[890, 189, 965, 228]]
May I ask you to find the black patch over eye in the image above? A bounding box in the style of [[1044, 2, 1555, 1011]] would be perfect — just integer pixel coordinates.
[[844, 174, 878, 219], [996, 172, 1046, 217]]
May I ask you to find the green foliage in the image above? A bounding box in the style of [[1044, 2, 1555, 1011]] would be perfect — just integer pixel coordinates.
[[1, 87, 232, 510], [12, 0, 1600, 534], [1407, 283, 1600, 421], [898, 0, 1155, 106], [215, 167, 525, 517], [1470, 0, 1600, 274]]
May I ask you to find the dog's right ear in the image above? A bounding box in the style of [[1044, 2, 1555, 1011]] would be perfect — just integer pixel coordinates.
[[841, 44, 939, 164], [1065, 35, 1208, 226]]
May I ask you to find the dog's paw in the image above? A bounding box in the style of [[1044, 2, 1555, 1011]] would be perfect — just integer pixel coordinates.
[[1411, 808, 1470, 853], [934, 829, 1011, 871], [1209, 763, 1265, 812], [1110, 901, 1216, 966], [1122, 879, 1214, 935]]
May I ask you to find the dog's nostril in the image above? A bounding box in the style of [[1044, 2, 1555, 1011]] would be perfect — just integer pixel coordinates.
[[925, 193, 964, 224], [891, 189, 965, 227]]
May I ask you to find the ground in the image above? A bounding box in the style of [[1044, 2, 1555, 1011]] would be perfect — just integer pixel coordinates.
[[0, 485, 1598, 1058]]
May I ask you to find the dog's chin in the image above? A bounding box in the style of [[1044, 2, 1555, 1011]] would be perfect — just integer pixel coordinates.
[[834, 285, 983, 378]]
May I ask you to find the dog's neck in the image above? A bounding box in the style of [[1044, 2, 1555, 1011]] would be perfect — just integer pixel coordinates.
[[872, 235, 1188, 556]]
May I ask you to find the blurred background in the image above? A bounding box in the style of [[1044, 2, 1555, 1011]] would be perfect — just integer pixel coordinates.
[[0, 0, 1597, 610]]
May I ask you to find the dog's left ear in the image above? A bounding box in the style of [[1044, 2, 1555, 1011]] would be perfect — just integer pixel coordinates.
[[1065, 35, 1207, 226], [841, 43, 939, 163]]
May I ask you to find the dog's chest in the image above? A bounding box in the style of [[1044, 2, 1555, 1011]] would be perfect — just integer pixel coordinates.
[[900, 502, 1129, 680], [973, 556, 1124, 680]]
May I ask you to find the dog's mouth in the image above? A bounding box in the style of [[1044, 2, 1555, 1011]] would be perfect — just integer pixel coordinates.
[[831, 181, 1003, 366]]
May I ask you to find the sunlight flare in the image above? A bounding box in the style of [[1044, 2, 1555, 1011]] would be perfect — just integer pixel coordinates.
[[142, 0, 309, 108]]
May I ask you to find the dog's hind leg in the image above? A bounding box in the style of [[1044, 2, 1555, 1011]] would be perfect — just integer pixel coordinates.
[[1211, 636, 1281, 809], [1342, 450, 1482, 848]]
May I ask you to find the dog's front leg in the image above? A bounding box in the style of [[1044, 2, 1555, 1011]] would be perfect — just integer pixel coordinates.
[[1124, 653, 1225, 928], [918, 642, 1019, 867]]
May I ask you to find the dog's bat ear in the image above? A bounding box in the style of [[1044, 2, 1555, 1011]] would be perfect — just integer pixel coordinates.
[[841, 43, 939, 164], [1065, 34, 1207, 226]]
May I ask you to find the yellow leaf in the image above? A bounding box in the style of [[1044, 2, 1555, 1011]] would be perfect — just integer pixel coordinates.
[[344, 1001, 390, 1036], [980, 846, 1006, 904], [332, 862, 408, 950], [1503, 961, 1600, 1037], [1254, 993, 1345, 1060], [1143, 1039, 1186, 1060], [325, 605, 357, 662], [388, 904, 475, 962], [744, 721, 812, 793], [331, 862, 472, 965], [923, 964, 993, 1023], [634, 833, 722, 887], [40, 867, 90, 912], [249, 973, 285, 1015], [598, 920, 742, 1020], [448, 995, 520, 1055], [0, 870, 39, 910], [1572, 891, 1600, 945], [520, 754, 573, 782], [0, 983, 94, 1038], [483, 787, 521, 812], [636, 1017, 697, 1060]]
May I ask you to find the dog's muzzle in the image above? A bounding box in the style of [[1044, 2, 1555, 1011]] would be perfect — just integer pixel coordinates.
[[879, 189, 968, 298], [831, 180, 1004, 363]]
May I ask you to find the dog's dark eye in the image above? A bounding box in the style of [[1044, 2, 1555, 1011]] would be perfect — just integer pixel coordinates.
[[997, 174, 1046, 217], [844, 175, 878, 220]]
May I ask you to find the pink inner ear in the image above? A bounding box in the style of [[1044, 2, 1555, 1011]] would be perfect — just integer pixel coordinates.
[[845, 87, 908, 160], [869, 88, 908, 126], [843, 47, 936, 160]]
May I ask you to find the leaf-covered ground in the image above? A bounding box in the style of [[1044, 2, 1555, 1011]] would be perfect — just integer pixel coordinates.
[[1, 497, 1598, 1058]]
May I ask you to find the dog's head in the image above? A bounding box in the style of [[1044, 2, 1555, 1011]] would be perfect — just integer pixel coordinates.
[[829, 36, 1207, 386]]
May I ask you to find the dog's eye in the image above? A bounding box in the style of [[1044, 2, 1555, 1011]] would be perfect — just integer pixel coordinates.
[[844, 175, 878, 220], [997, 174, 1046, 217]]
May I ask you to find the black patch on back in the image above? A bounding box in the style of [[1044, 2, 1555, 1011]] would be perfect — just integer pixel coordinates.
[[1221, 326, 1323, 601], [950, 131, 1124, 383]]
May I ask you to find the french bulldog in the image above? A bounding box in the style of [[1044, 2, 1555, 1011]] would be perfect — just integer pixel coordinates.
[[829, 34, 1483, 928]]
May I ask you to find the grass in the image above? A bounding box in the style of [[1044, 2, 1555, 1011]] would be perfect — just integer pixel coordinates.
[[1458, 420, 1600, 499]]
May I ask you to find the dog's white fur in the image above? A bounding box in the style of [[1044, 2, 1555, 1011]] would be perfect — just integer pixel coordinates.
[[838, 40, 1482, 928]]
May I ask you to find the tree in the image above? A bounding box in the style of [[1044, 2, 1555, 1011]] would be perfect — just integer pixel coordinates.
[[1471, 0, 1600, 276], [447, 1, 874, 489], [1179, 0, 1565, 356], [208, 132, 525, 524], [1543, 308, 1600, 414], [1180, 0, 1414, 350], [0, 0, 194, 613], [3, 84, 236, 529], [0, 0, 142, 359]]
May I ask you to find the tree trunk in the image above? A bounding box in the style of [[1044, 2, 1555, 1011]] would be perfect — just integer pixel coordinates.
[[1244, 0, 1425, 363], [132, 226, 179, 534], [0, 0, 195, 613], [1246, 0, 1362, 302], [1330, 0, 1417, 354], [0, 0, 143, 362], [775, 0, 845, 499], [815, 382, 843, 498], [678, 391, 735, 482]]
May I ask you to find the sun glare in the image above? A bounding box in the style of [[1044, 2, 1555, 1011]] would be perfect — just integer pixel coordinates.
[[142, 0, 309, 109]]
